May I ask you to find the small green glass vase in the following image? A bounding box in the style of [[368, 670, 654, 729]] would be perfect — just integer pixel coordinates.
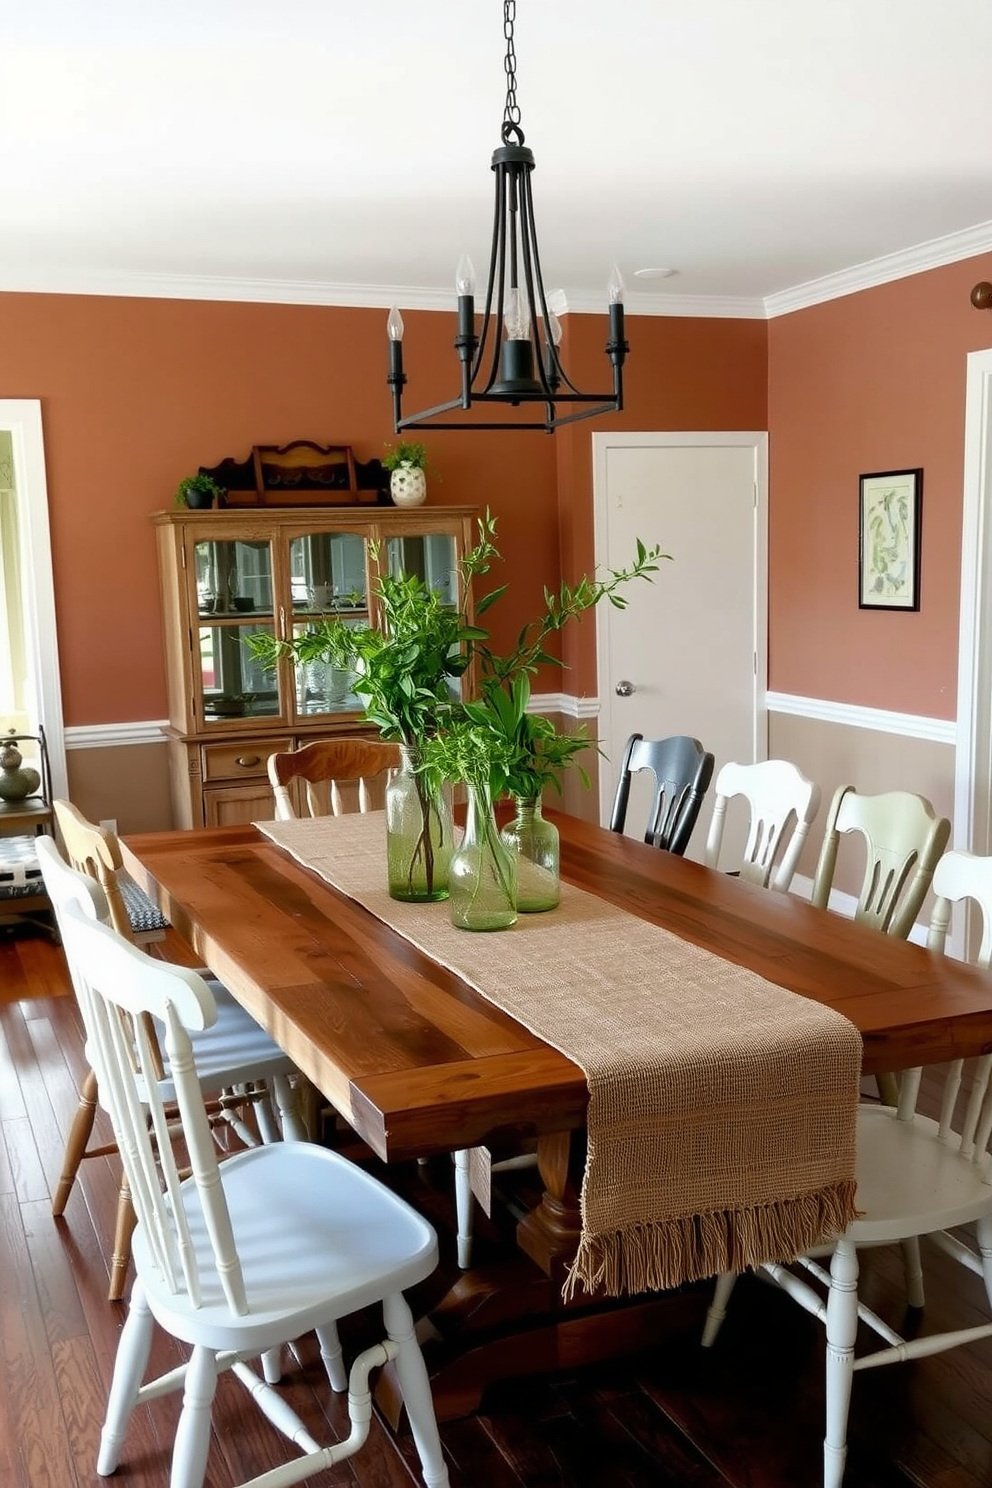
[[385, 744, 453, 902], [500, 795, 560, 912], [449, 782, 518, 931]]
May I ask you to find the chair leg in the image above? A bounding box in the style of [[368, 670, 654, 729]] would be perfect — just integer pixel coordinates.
[[316, 1322, 348, 1392], [270, 1073, 308, 1143], [701, 1271, 738, 1347], [900, 1236, 925, 1309], [53, 1065, 100, 1215], [823, 1239, 859, 1488], [108, 1171, 138, 1302], [97, 1279, 155, 1475], [383, 1292, 450, 1488], [171, 1344, 220, 1488], [453, 1148, 473, 1269]]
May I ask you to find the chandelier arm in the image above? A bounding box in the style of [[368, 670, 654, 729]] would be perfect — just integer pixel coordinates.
[[517, 170, 562, 400], [471, 163, 508, 397]]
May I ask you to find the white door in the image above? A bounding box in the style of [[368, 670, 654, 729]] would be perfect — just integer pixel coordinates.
[[593, 432, 767, 861]]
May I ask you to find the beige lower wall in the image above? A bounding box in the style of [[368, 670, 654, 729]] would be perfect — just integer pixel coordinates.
[[767, 711, 955, 898], [61, 710, 957, 893], [66, 742, 175, 834]]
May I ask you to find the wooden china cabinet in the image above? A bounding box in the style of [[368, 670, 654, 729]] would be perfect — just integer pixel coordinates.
[[153, 506, 479, 829]]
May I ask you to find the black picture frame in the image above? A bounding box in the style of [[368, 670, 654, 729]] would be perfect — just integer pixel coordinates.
[[858, 468, 922, 611]]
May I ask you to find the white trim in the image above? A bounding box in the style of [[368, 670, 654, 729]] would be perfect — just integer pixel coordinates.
[[65, 720, 170, 750], [0, 267, 763, 320], [0, 400, 67, 799], [592, 430, 768, 827], [529, 692, 600, 720], [767, 691, 956, 745], [4, 217, 992, 321], [764, 219, 992, 317], [955, 349, 992, 856]]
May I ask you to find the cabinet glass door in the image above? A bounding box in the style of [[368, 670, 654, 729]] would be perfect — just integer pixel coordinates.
[[195, 537, 280, 723], [384, 532, 459, 607], [289, 529, 369, 718], [383, 531, 463, 700]]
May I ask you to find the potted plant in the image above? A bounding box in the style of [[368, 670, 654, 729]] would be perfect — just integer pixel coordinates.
[[381, 440, 430, 508], [175, 473, 226, 510]]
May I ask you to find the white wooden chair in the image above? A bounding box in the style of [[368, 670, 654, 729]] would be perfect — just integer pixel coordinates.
[[701, 847, 992, 1488], [39, 835, 307, 1303], [267, 736, 487, 1268], [267, 737, 401, 820], [49, 854, 450, 1488], [703, 758, 821, 892], [810, 784, 950, 938]]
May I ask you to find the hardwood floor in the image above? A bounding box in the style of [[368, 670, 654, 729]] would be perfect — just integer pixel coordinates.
[[4, 922, 992, 1487]]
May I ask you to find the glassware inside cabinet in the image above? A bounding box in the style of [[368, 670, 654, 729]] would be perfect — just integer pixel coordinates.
[[289, 529, 368, 616], [292, 615, 366, 716], [195, 537, 273, 618], [200, 622, 281, 723]]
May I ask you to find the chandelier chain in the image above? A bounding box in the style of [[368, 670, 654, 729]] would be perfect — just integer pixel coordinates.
[[502, 0, 522, 140]]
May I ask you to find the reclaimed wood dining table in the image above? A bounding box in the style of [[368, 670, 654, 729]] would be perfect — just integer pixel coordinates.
[[121, 811, 992, 1421]]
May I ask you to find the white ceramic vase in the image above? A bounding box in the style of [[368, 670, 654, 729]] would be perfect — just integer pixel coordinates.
[[390, 462, 427, 508]]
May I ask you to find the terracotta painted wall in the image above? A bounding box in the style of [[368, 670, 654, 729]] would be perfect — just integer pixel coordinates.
[[0, 294, 558, 726], [1, 293, 768, 730], [768, 252, 992, 719]]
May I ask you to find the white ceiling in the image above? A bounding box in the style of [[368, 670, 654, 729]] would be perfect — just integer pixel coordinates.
[[4, 0, 992, 317]]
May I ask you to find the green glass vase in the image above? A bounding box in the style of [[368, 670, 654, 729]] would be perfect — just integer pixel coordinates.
[[449, 782, 517, 931], [500, 795, 560, 912], [385, 744, 453, 902]]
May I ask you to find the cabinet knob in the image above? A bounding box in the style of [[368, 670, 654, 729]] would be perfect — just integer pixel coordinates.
[[235, 754, 261, 769]]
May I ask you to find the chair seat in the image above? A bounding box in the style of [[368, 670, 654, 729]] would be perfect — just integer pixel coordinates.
[[154, 980, 296, 1101], [848, 1102, 992, 1243], [135, 1142, 439, 1354]]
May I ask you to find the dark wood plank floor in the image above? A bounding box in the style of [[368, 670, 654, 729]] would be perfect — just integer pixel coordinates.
[[4, 922, 992, 1487]]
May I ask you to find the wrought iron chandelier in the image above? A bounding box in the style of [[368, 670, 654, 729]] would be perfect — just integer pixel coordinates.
[[387, 0, 628, 434]]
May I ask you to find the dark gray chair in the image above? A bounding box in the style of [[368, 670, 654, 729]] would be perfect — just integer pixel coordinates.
[[609, 733, 715, 855]]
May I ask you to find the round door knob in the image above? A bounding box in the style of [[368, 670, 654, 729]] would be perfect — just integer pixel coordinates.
[[615, 679, 636, 697]]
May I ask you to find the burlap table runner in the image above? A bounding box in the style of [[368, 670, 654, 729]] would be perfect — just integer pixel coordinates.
[[257, 813, 862, 1298]]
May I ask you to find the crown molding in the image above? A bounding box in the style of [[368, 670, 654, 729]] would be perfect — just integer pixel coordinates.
[[4, 217, 992, 319], [764, 219, 992, 317]]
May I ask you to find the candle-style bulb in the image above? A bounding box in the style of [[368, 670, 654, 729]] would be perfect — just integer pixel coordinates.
[[455, 255, 476, 297], [608, 264, 625, 306], [387, 306, 405, 342], [504, 286, 531, 342]]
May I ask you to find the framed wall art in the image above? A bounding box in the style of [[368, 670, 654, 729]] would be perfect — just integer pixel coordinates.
[[858, 467, 922, 611]]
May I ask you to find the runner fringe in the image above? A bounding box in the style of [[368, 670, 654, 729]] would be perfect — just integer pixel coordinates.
[[563, 1181, 860, 1301]]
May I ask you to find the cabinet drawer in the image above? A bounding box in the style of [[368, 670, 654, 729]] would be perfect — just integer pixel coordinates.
[[200, 738, 293, 783]]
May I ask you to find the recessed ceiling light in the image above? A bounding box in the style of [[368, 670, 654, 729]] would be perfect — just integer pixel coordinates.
[[634, 267, 677, 280]]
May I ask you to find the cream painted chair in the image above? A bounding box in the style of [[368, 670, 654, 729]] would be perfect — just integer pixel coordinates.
[[811, 785, 951, 1106], [703, 758, 821, 892], [267, 737, 401, 820], [267, 736, 493, 1269], [45, 809, 306, 1302], [49, 853, 449, 1488], [701, 848, 992, 1488], [810, 785, 950, 938]]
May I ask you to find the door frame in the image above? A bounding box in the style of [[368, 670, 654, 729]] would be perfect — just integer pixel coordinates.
[[592, 430, 769, 826], [0, 399, 67, 799], [955, 348, 992, 857]]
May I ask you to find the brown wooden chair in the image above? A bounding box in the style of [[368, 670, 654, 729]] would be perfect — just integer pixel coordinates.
[[50, 799, 305, 1300], [267, 737, 401, 820]]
